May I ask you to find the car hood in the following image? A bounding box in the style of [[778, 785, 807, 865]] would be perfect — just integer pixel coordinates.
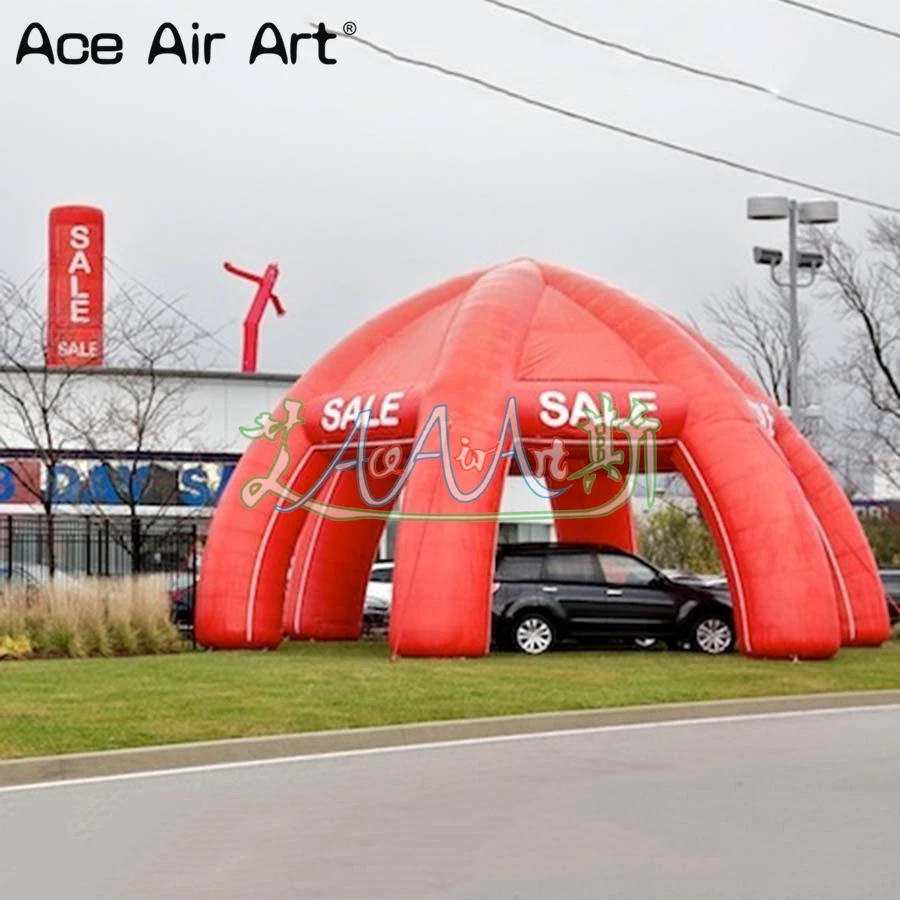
[[676, 580, 733, 608], [364, 594, 391, 610]]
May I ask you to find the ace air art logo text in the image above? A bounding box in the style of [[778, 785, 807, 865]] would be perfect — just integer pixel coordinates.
[[15, 21, 357, 66]]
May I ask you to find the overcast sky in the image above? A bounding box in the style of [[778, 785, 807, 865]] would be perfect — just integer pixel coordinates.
[[3, 0, 900, 374]]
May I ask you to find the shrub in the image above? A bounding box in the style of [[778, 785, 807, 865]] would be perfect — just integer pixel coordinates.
[[0, 575, 183, 660], [0, 635, 32, 660], [107, 616, 141, 656], [639, 504, 721, 574]]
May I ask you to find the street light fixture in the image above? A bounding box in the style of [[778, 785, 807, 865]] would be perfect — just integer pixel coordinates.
[[747, 195, 839, 425], [753, 246, 783, 267], [747, 196, 790, 221], [797, 200, 839, 226], [797, 251, 824, 271]]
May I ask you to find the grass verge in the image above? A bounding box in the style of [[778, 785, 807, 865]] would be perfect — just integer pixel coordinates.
[[1, 640, 899, 760]]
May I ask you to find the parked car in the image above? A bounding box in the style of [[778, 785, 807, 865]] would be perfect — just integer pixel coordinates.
[[4, 563, 53, 588], [365, 548, 733, 655], [167, 572, 196, 632], [1, 563, 56, 600], [881, 570, 900, 625], [492, 543, 735, 656], [363, 561, 394, 629]]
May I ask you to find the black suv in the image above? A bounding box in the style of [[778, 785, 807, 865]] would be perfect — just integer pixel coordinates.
[[881, 570, 900, 625], [492, 543, 735, 656]]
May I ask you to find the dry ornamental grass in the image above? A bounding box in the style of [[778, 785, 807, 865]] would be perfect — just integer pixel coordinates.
[[0, 575, 183, 659]]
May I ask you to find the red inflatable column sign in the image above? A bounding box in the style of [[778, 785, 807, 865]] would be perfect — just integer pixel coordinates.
[[48, 206, 105, 367]]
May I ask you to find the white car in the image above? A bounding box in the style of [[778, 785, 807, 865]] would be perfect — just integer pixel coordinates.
[[363, 561, 394, 627]]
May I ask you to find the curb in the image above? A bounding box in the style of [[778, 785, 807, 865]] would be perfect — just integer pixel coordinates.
[[3, 689, 900, 789]]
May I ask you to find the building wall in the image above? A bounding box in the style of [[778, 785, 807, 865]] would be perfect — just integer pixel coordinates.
[[872, 456, 900, 502], [0, 367, 297, 455], [0, 368, 296, 515]]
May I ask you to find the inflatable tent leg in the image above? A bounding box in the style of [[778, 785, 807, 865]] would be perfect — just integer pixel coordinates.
[[684, 325, 889, 647], [283, 468, 399, 641], [391, 261, 546, 657], [195, 440, 329, 649]]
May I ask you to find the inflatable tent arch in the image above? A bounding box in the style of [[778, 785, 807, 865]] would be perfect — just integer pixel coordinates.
[[195, 260, 889, 660]]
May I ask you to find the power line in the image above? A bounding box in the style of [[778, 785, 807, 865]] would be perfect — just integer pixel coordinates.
[[773, 0, 900, 41], [104, 265, 203, 359], [14, 264, 46, 297], [105, 258, 233, 354], [106, 259, 230, 352], [323, 25, 900, 214], [483, 0, 900, 141], [0, 264, 45, 302], [0, 265, 46, 323]]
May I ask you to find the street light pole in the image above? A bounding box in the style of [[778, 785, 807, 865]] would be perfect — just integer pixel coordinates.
[[787, 199, 800, 424], [747, 195, 839, 428]]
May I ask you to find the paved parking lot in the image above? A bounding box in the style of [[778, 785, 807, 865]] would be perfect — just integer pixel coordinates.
[[2, 706, 899, 899]]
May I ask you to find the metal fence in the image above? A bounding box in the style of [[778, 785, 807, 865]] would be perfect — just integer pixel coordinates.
[[0, 515, 202, 633]]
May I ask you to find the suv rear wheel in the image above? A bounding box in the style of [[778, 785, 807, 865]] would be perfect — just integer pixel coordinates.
[[513, 612, 557, 655], [690, 612, 735, 655]]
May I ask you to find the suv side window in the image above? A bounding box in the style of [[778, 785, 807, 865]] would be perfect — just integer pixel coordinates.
[[496, 554, 543, 582], [599, 553, 658, 587], [543, 552, 599, 584], [370, 568, 393, 584], [882, 574, 900, 596]]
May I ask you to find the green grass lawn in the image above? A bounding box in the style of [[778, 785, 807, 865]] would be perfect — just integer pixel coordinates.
[[1, 640, 899, 760]]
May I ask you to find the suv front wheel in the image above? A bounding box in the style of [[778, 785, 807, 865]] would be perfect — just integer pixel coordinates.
[[513, 612, 557, 655], [689, 612, 735, 655]]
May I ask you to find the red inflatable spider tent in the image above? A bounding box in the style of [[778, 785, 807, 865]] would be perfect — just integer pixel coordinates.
[[195, 260, 889, 659]]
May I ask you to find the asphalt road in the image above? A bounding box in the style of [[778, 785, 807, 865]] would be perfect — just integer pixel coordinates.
[[2, 706, 899, 900]]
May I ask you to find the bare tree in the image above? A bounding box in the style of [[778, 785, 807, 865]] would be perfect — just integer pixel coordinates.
[[63, 284, 210, 571], [0, 273, 213, 575], [698, 283, 818, 414], [809, 218, 900, 493], [0, 274, 90, 573]]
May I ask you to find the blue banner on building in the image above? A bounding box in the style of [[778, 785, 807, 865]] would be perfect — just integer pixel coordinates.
[[0, 461, 237, 507]]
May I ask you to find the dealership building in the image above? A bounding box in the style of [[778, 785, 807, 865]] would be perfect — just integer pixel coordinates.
[[0, 367, 293, 516]]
